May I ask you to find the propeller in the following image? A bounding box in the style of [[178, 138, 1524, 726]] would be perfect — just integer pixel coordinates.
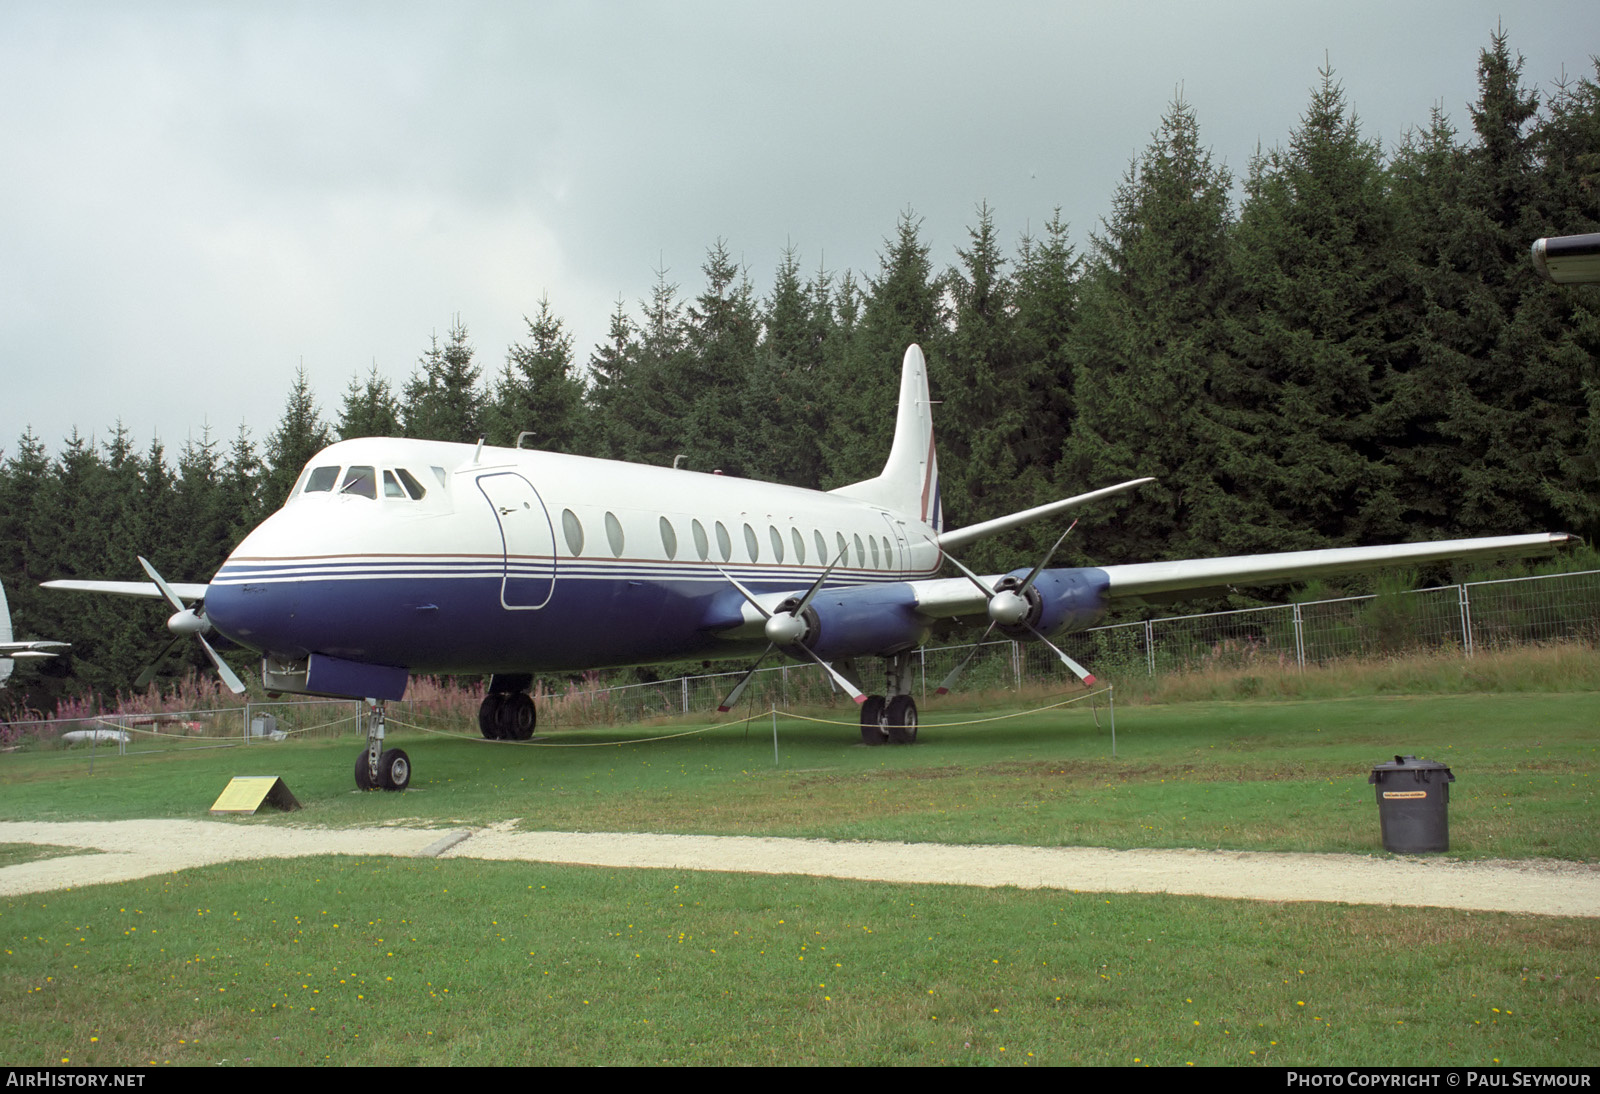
[[933, 522, 1098, 692], [133, 556, 247, 695], [716, 547, 866, 711]]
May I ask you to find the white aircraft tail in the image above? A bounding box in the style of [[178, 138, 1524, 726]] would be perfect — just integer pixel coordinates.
[[1, 579, 14, 687], [829, 344, 942, 531]]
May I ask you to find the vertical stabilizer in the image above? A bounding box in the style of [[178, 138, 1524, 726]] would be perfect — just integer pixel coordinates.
[[1, 580, 13, 687], [829, 344, 941, 530]]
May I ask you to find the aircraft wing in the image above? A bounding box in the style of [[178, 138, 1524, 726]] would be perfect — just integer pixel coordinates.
[[1095, 533, 1575, 601], [905, 532, 1576, 619], [40, 579, 212, 602]]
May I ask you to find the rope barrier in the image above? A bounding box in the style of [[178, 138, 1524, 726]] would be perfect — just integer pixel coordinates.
[[384, 686, 1112, 745]]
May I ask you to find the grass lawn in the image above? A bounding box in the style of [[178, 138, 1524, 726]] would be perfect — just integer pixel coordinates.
[[2, 653, 1596, 1066]]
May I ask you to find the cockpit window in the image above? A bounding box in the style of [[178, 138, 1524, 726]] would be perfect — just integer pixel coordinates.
[[395, 468, 427, 500], [340, 466, 377, 499], [304, 466, 340, 493], [382, 471, 406, 499]]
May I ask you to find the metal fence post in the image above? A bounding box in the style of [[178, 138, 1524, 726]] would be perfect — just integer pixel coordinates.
[[1292, 602, 1306, 670], [1145, 619, 1155, 677], [1459, 583, 1474, 658]]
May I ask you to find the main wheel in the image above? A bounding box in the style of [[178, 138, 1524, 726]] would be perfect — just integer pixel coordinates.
[[859, 695, 887, 745], [497, 693, 537, 741], [478, 693, 506, 740], [886, 695, 918, 744], [354, 749, 377, 790], [378, 748, 410, 791]]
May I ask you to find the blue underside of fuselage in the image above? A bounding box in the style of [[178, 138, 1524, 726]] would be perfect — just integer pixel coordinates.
[[205, 571, 891, 675]]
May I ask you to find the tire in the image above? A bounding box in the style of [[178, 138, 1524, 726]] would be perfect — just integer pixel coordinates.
[[354, 749, 377, 791], [497, 693, 537, 741], [378, 748, 410, 792], [886, 695, 918, 745], [478, 693, 506, 740], [859, 695, 887, 745]]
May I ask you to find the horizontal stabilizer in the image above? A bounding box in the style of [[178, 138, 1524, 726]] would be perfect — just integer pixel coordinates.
[[42, 579, 212, 602], [937, 478, 1153, 550], [0, 641, 69, 656]]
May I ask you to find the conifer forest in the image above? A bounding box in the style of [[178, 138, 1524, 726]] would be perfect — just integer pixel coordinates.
[[3, 35, 1597, 714]]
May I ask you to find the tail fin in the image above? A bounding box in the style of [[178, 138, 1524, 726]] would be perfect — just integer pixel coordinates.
[[829, 344, 941, 530], [1, 579, 13, 687]]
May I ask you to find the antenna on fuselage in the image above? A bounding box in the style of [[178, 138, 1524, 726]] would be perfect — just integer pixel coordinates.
[[516, 432, 537, 449], [672, 454, 687, 469], [472, 435, 485, 464]]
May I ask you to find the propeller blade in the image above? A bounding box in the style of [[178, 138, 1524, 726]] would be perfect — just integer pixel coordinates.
[[717, 644, 774, 712], [134, 636, 184, 690], [716, 568, 773, 619], [137, 556, 189, 614], [1018, 519, 1078, 596], [800, 647, 867, 704], [935, 622, 996, 695], [937, 545, 998, 599], [1023, 623, 1096, 687], [199, 634, 248, 695], [791, 546, 851, 618]]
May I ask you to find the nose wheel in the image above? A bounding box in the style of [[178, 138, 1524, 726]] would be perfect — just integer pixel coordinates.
[[354, 699, 410, 791]]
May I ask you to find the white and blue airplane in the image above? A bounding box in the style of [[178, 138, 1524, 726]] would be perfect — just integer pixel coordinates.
[[45, 345, 1573, 791]]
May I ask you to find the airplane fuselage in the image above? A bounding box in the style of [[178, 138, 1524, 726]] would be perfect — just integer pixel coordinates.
[[205, 437, 944, 677]]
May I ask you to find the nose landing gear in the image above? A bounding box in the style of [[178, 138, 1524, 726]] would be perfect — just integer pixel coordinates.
[[354, 698, 410, 791]]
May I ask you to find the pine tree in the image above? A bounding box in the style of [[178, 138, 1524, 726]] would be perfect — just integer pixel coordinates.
[[744, 245, 829, 487], [263, 368, 332, 511], [825, 210, 943, 487], [1013, 208, 1082, 442], [1058, 95, 1237, 564], [586, 296, 642, 460], [938, 203, 1032, 566], [403, 319, 485, 445], [674, 241, 760, 476], [338, 366, 402, 440], [1392, 30, 1594, 539], [490, 295, 587, 454], [1222, 65, 1406, 552]]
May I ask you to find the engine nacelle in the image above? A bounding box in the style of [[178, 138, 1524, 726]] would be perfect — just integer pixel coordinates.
[[781, 583, 928, 661], [994, 567, 1109, 641]]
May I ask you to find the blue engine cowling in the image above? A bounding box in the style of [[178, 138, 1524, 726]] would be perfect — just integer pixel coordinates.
[[784, 583, 929, 660], [994, 567, 1109, 640]]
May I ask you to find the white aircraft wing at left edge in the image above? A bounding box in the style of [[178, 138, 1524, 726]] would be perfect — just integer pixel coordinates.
[[43, 344, 1576, 792]]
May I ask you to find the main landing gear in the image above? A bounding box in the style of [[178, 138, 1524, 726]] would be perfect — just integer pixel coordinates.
[[354, 698, 410, 791], [858, 651, 918, 747], [478, 673, 537, 741]]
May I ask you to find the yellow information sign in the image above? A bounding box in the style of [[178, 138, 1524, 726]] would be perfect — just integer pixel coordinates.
[[210, 776, 301, 815]]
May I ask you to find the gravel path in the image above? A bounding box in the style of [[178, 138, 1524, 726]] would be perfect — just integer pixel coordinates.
[[1, 819, 1595, 917]]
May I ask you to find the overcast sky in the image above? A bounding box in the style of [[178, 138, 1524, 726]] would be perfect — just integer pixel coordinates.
[[3, 1, 1596, 459]]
